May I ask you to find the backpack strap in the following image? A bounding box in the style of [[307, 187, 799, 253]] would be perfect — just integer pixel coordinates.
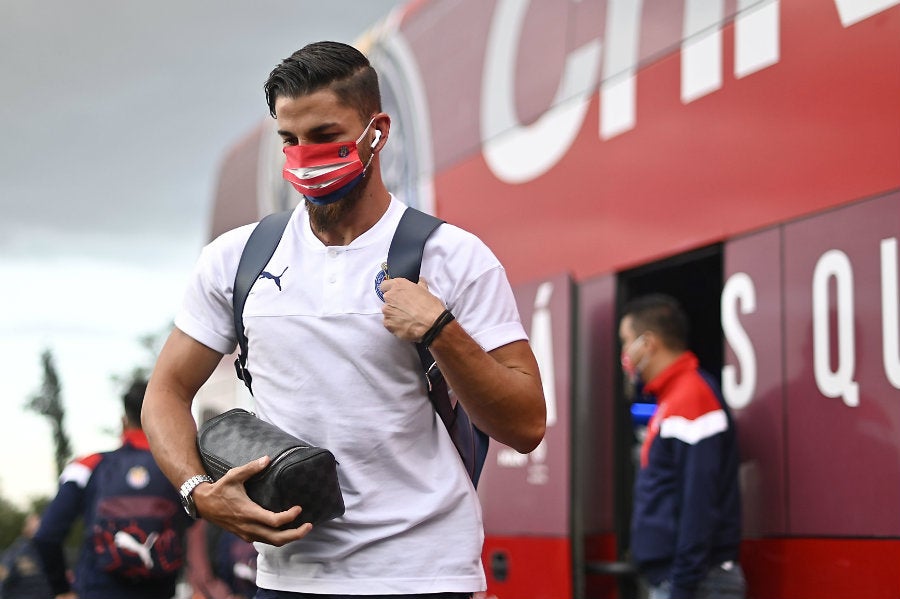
[[388, 207, 489, 487], [231, 206, 488, 486], [232, 210, 293, 395], [386, 207, 444, 282]]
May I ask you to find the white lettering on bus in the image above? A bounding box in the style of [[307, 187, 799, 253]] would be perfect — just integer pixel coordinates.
[[721, 272, 757, 410], [681, 0, 725, 103], [833, 0, 900, 27], [481, 0, 782, 181], [530, 281, 558, 426], [495, 280, 558, 474], [735, 0, 781, 79], [480, 0, 899, 182], [682, 0, 781, 103], [882, 237, 900, 389], [813, 249, 859, 407], [601, 0, 642, 139], [481, 0, 601, 184], [497, 448, 529, 467]]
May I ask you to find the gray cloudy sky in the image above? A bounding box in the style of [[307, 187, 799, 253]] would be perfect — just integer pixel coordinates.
[[0, 0, 405, 505]]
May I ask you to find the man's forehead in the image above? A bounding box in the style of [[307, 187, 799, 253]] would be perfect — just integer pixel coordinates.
[[274, 89, 348, 117]]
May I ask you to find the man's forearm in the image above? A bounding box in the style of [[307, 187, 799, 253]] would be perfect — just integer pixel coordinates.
[[142, 386, 206, 489], [142, 327, 224, 489], [429, 325, 546, 453]]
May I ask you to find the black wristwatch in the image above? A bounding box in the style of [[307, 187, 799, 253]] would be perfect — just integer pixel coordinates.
[[179, 474, 214, 519]]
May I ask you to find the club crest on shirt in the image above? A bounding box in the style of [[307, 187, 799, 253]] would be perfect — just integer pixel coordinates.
[[374, 261, 389, 302], [126, 465, 150, 489]]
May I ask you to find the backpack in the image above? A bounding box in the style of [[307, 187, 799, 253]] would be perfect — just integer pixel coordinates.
[[90, 447, 186, 582], [232, 207, 489, 486]]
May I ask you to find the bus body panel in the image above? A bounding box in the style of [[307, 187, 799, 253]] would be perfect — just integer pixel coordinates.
[[782, 191, 900, 536], [203, 1, 900, 596], [394, 0, 900, 284]]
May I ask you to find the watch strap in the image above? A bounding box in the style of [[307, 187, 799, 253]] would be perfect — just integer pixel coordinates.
[[180, 474, 214, 518]]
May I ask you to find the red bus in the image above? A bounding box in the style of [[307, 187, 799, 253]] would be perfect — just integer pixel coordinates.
[[204, 1, 900, 597]]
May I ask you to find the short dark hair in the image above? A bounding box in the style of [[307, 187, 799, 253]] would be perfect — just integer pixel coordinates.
[[622, 293, 689, 351], [123, 379, 147, 428], [264, 41, 381, 121]]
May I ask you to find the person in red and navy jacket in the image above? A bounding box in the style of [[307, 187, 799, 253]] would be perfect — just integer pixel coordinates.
[[619, 294, 746, 599], [32, 380, 191, 599]]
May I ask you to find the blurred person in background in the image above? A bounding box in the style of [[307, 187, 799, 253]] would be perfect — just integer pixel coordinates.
[[186, 519, 257, 599], [33, 380, 191, 599], [619, 294, 745, 599], [0, 512, 54, 598]]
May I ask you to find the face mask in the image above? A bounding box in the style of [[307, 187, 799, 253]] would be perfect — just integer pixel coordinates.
[[282, 117, 378, 206], [620, 334, 647, 380]]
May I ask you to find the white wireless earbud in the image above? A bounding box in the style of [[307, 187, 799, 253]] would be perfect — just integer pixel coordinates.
[[371, 130, 382, 148]]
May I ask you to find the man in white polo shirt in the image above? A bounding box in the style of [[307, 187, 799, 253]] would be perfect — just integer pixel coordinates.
[[142, 41, 546, 599]]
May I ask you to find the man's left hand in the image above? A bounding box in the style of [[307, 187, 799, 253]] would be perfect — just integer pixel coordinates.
[[380, 277, 445, 342]]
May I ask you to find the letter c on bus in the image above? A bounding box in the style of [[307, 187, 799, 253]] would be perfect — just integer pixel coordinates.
[[480, 0, 600, 184]]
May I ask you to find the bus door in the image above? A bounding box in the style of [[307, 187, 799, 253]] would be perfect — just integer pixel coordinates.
[[576, 273, 625, 599], [582, 244, 723, 599]]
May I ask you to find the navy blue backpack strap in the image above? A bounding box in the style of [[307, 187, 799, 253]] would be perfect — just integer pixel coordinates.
[[232, 210, 293, 395], [388, 207, 490, 487], [386, 207, 444, 281]]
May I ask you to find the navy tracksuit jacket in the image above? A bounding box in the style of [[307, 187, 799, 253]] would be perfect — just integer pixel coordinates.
[[631, 352, 742, 599]]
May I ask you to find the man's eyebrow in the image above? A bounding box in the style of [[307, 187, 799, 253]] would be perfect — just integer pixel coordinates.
[[277, 122, 341, 138]]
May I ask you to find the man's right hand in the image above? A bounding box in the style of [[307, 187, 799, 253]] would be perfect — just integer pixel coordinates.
[[146, 329, 310, 546], [193, 456, 312, 546]]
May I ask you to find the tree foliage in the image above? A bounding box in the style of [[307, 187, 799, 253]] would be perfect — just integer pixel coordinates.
[[26, 349, 73, 477], [111, 324, 170, 393], [3, 329, 172, 554], [0, 495, 55, 552], [0, 492, 25, 551]]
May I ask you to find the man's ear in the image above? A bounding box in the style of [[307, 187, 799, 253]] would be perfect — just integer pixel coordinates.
[[370, 113, 391, 151], [642, 331, 659, 353]]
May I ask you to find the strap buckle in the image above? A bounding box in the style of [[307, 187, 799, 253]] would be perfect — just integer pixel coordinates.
[[233, 356, 253, 394], [424, 360, 442, 393]]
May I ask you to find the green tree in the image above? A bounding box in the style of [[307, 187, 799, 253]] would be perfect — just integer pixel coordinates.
[[111, 324, 171, 392], [26, 349, 73, 477], [0, 491, 24, 551], [0, 494, 55, 552]]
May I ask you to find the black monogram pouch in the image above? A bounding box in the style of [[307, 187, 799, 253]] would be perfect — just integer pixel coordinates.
[[197, 408, 344, 528]]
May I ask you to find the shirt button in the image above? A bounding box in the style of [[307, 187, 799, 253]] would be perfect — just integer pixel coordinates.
[[328, 274, 337, 284]]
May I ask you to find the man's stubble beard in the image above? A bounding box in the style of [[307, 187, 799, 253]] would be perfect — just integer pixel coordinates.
[[306, 173, 369, 235], [306, 145, 375, 235]]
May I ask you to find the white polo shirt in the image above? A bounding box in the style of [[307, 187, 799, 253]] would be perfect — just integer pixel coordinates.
[[175, 197, 526, 594]]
